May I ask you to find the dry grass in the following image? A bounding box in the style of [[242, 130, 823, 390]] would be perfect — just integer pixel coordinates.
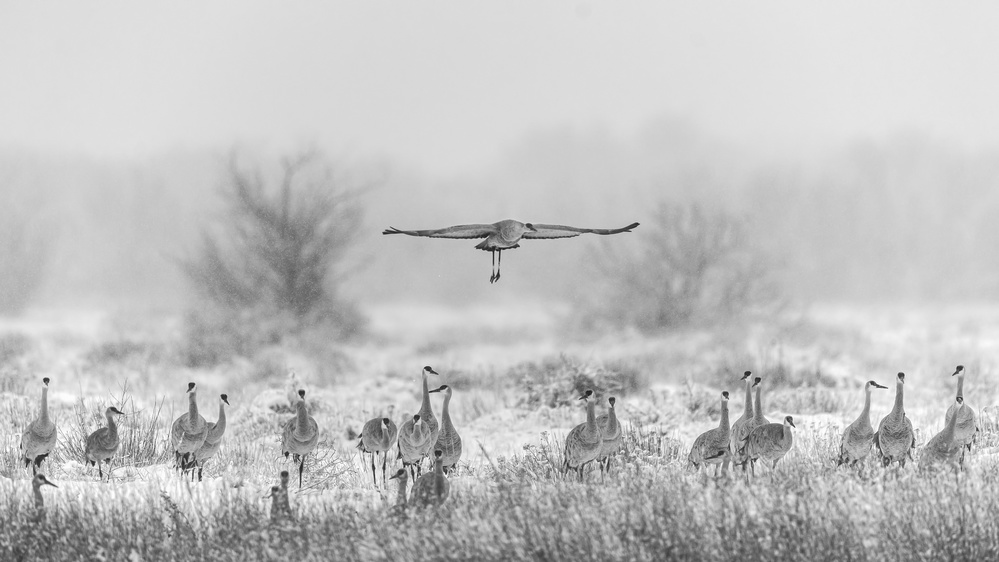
[[3, 303, 999, 560]]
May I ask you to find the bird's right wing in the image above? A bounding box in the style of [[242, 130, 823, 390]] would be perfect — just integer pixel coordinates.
[[523, 222, 640, 239], [382, 224, 496, 239]]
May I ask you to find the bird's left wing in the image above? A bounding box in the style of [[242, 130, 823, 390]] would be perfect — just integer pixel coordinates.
[[523, 222, 640, 239], [382, 224, 495, 239]]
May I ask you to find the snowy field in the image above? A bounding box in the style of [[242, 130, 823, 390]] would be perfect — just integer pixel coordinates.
[[3, 302, 999, 561]]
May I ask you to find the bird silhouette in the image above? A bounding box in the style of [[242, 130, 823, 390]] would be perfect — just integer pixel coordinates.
[[383, 219, 640, 283]]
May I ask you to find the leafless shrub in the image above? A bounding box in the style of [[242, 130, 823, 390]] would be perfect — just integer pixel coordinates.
[[180, 149, 372, 366], [579, 202, 782, 332]]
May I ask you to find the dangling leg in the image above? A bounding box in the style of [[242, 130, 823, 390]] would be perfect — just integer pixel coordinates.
[[495, 250, 502, 282], [489, 250, 497, 283]]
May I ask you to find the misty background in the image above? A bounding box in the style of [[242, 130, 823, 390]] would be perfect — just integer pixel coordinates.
[[3, 2, 999, 329]]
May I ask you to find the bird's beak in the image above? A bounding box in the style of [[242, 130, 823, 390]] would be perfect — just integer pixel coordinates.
[[223, 397, 231, 406], [578, 394, 587, 401], [429, 368, 439, 376], [429, 386, 445, 393], [788, 419, 796, 428], [389, 473, 401, 480], [44, 480, 57, 488]]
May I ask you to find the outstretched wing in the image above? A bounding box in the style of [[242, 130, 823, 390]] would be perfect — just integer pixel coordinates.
[[382, 224, 496, 239], [523, 222, 640, 240]]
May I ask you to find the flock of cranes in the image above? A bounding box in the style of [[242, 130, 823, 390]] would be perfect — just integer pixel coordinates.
[[17, 363, 980, 518], [687, 366, 979, 476], [16, 365, 470, 512]]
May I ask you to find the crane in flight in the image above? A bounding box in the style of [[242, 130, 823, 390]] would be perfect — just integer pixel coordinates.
[[383, 219, 640, 283]]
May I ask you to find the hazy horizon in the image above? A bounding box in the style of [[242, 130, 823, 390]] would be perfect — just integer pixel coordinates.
[[3, 2, 999, 315]]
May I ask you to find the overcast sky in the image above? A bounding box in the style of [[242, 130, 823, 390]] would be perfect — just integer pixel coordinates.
[[3, 2, 999, 175]]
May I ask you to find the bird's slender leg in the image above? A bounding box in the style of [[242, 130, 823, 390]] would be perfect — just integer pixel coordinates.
[[370, 453, 377, 486], [489, 250, 497, 283], [98, 461, 103, 482], [382, 452, 388, 487], [496, 250, 502, 282], [299, 456, 305, 488]]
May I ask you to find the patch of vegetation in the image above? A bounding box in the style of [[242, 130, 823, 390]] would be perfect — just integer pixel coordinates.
[[6, 447, 999, 561], [57, 385, 171, 471], [514, 355, 649, 409]]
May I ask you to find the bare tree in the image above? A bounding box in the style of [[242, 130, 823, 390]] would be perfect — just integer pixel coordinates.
[[180, 149, 369, 363], [580, 203, 780, 332]]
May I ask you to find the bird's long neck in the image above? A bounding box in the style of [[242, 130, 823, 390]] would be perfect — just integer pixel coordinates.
[[743, 378, 753, 418], [106, 411, 119, 438], [33, 485, 44, 510], [859, 388, 872, 424], [421, 373, 433, 416], [40, 387, 50, 425], [434, 458, 444, 498], [783, 422, 793, 440], [396, 476, 408, 506], [215, 401, 227, 434], [607, 406, 619, 434], [719, 400, 729, 429], [296, 401, 308, 429], [892, 381, 905, 416], [956, 373, 965, 400], [585, 400, 597, 431], [188, 391, 199, 419], [441, 393, 452, 428], [753, 386, 764, 420]]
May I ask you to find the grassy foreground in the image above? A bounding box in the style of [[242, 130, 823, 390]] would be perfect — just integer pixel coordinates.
[[3, 303, 999, 561], [2, 446, 998, 562]]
